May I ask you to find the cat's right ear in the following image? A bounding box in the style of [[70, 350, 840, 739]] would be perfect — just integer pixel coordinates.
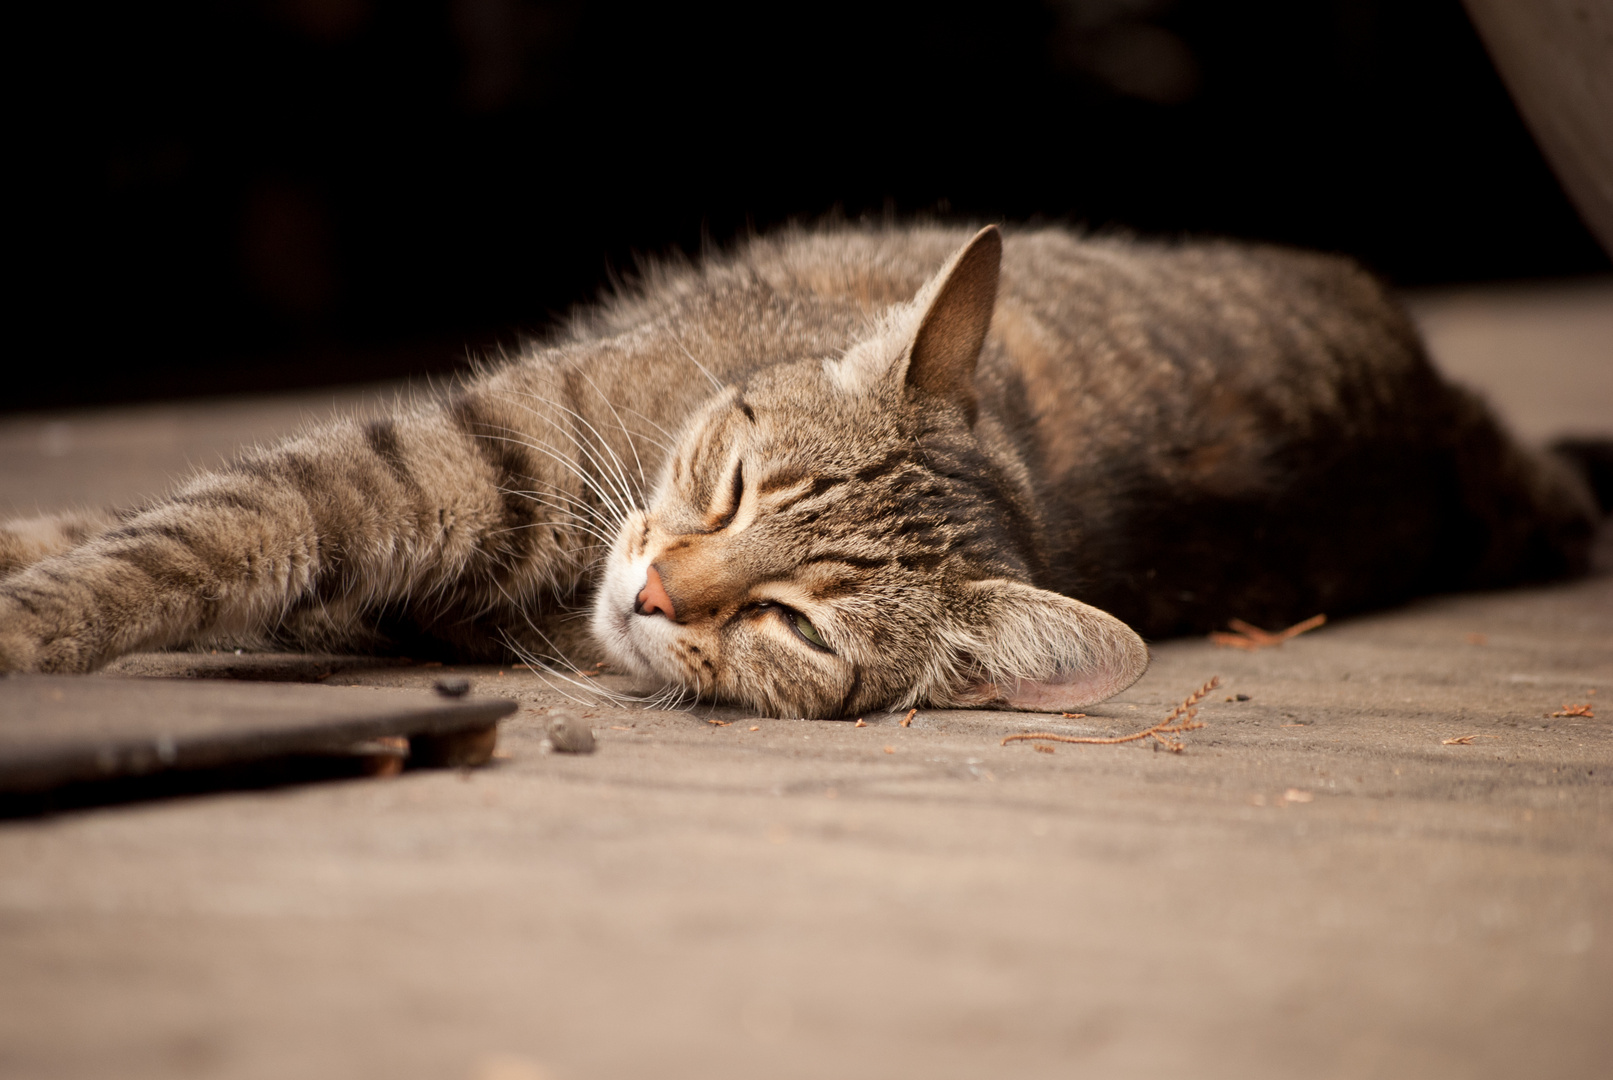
[[903, 226, 1002, 425], [949, 579, 1150, 712], [825, 226, 1001, 417]]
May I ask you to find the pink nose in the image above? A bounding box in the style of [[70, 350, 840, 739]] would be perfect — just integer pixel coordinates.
[[634, 564, 676, 620]]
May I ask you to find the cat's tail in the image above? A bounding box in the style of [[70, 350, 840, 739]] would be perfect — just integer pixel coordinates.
[[0, 509, 121, 579], [1551, 438, 1613, 516]]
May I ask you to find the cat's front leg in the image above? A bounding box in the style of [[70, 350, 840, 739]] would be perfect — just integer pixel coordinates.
[[0, 393, 595, 673], [0, 508, 121, 580]]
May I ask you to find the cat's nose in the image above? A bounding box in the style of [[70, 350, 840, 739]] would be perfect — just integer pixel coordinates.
[[634, 564, 676, 620]]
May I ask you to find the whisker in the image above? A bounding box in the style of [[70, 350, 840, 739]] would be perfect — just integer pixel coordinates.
[[571, 367, 651, 491], [498, 391, 644, 521], [673, 337, 726, 392]]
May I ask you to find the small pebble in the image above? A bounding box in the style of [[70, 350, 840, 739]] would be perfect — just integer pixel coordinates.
[[547, 712, 597, 754], [434, 677, 472, 698]]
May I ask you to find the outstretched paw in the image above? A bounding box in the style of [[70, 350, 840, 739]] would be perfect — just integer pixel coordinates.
[[0, 588, 106, 675]]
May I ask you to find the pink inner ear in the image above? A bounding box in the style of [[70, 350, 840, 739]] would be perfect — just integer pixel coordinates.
[[987, 663, 1148, 713]]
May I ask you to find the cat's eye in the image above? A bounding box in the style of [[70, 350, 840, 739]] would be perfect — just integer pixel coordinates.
[[712, 461, 744, 530], [787, 609, 829, 650]]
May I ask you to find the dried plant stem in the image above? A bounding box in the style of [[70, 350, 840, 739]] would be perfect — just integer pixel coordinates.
[[1211, 614, 1326, 651], [1002, 676, 1220, 754]]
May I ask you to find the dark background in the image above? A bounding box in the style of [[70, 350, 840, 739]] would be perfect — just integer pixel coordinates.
[[13, 0, 1609, 412]]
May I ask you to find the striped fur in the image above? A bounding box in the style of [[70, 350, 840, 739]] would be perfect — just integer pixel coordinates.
[[0, 224, 1599, 717]]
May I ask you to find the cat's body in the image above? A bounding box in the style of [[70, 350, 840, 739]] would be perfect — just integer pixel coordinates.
[[0, 225, 1600, 716]]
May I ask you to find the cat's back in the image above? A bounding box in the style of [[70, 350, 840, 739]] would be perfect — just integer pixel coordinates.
[[576, 225, 1424, 410], [992, 228, 1427, 423], [546, 224, 1436, 495]]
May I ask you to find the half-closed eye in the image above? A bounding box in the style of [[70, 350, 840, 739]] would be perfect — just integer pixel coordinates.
[[785, 607, 830, 651], [749, 600, 834, 653], [710, 460, 744, 531]]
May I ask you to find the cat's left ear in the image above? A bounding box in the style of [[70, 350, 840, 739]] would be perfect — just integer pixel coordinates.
[[903, 225, 1002, 425], [952, 579, 1149, 711]]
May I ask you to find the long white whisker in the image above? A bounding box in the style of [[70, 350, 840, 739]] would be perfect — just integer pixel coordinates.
[[503, 635, 613, 709], [611, 403, 677, 447], [499, 391, 643, 516], [476, 431, 632, 533], [512, 422, 637, 533], [488, 587, 640, 708], [673, 337, 725, 392], [570, 367, 651, 491], [497, 494, 619, 547]]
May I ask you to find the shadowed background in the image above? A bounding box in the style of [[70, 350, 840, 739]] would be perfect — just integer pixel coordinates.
[[12, 0, 1610, 411]]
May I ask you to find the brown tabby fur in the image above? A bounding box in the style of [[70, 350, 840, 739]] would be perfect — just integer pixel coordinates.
[[0, 224, 1599, 717]]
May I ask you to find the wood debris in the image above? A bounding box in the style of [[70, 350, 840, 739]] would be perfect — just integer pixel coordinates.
[[749, 725, 760, 731], [1210, 614, 1326, 651], [1442, 734, 1499, 745], [1060, 712, 1086, 719], [1001, 676, 1219, 754], [854, 718, 867, 728], [901, 709, 917, 727], [355, 735, 410, 777], [1033, 744, 1054, 754], [706, 718, 731, 726]]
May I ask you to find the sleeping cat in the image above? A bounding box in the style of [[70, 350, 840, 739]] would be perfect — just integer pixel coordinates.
[[0, 225, 1602, 717]]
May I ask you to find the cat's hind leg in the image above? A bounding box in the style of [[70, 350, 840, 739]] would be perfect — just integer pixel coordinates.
[[1438, 387, 1602, 586]]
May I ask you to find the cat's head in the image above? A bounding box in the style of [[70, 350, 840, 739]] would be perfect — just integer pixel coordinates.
[[591, 226, 1148, 717]]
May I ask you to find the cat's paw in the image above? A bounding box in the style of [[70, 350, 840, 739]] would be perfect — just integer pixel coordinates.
[[0, 613, 44, 673], [0, 593, 98, 674]]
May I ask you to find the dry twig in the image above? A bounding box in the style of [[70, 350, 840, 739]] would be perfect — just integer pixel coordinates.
[[901, 709, 917, 727], [1210, 614, 1326, 651], [1442, 733, 1499, 745], [1001, 676, 1220, 754]]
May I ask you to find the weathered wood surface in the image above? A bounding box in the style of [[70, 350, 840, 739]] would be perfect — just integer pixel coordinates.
[[0, 675, 516, 792]]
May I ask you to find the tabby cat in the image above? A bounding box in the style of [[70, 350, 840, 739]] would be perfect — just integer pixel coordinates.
[[0, 225, 1602, 717]]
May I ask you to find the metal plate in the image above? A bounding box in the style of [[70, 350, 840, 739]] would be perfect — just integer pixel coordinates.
[[0, 674, 516, 792]]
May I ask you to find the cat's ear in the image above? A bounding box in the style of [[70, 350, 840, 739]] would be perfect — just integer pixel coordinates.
[[951, 579, 1149, 712], [904, 225, 1002, 424]]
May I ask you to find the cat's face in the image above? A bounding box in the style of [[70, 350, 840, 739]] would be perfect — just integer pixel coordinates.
[[593, 364, 1023, 716], [590, 226, 1149, 718]]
